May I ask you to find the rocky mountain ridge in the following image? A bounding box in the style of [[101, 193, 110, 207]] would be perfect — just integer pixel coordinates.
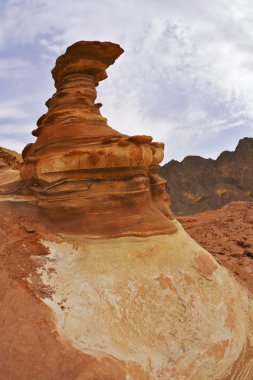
[[159, 137, 253, 215]]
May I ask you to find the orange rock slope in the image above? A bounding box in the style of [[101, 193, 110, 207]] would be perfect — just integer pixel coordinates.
[[179, 201, 253, 294], [20, 41, 175, 237], [0, 147, 22, 195], [0, 41, 253, 380]]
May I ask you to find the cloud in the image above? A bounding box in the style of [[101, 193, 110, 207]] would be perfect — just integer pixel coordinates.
[[0, 0, 252, 162], [0, 137, 27, 153], [0, 122, 34, 134], [0, 58, 32, 78], [0, 102, 30, 120]]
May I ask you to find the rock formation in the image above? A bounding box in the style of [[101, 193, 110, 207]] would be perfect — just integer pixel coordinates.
[[0, 41, 253, 379], [159, 137, 253, 215], [20, 41, 175, 237]]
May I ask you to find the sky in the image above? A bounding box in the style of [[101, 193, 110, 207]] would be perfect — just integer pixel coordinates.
[[0, 0, 253, 163]]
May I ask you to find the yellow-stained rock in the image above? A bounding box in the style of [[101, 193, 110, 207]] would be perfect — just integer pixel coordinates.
[[37, 222, 253, 379]]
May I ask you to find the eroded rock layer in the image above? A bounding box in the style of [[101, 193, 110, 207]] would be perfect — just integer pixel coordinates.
[[20, 41, 175, 237]]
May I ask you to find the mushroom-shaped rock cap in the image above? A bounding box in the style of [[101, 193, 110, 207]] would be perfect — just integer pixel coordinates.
[[52, 41, 124, 87]]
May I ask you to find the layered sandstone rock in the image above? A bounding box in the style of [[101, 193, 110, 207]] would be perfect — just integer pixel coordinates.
[[20, 41, 175, 237], [0, 41, 253, 379]]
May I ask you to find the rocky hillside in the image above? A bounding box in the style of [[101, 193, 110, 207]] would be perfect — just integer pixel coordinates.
[[178, 201, 253, 294], [159, 137, 253, 215], [0, 147, 22, 170], [0, 147, 22, 195]]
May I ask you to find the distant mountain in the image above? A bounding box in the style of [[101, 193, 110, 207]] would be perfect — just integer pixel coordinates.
[[159, 137, 253, 215], [0, 147, 21, 193], [0, 147, 22, 170]]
